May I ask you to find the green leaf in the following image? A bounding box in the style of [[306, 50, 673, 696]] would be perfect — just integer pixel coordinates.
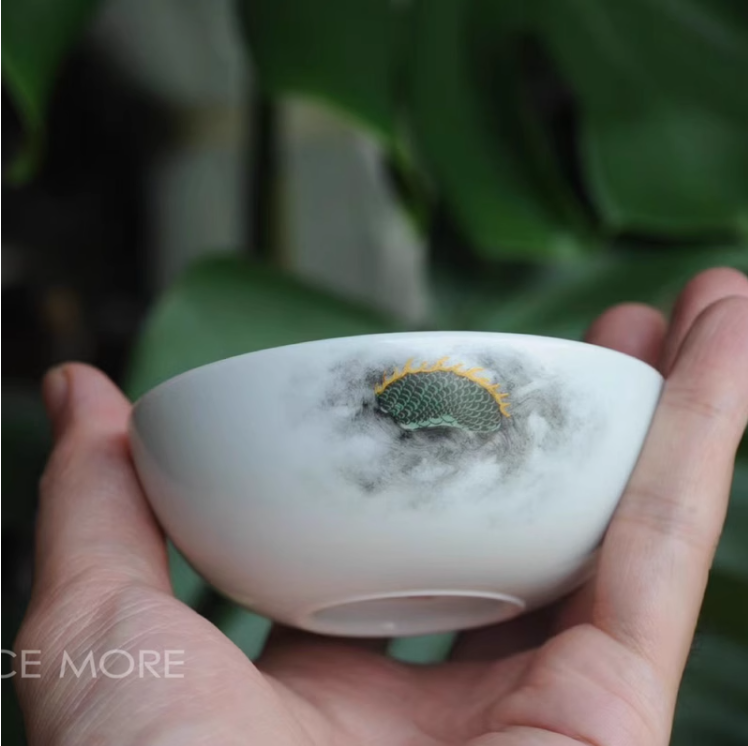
[[585, 101, 748, 235], [2, 0, 101, 180], [713, 456, 748, 581], [388, 633, 455, 664], [125, 254, 398, 400], [220, 609, 272, 661], [535, 0, 748, 236], [406, 0, 592, 261], [238, 0, 396, 139], [536, 0, 748, 121], [673, 634, 748, 745], [167, 543, 206, 608], [467, 245, 748, 339], [699, 455, 748, 646]]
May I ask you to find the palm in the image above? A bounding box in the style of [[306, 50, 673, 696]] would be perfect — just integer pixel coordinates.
[[15, 268, 748, 746], [255, 601, 663, 746], [33, 573, 659, 745]]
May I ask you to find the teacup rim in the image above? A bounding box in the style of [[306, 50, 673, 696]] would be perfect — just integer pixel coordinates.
[[131, 330, 663, 411]]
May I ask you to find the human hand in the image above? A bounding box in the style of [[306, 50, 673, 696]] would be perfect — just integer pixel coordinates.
[[14, 268, 748, 745]]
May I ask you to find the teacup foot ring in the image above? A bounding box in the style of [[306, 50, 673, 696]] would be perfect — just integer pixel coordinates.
[[301, 590, 525, 637]]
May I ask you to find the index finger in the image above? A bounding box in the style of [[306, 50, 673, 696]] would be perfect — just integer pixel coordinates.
[[593, 296, 748, 684]]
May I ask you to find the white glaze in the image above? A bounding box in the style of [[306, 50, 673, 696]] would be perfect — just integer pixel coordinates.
[[129, 332, 663, 636]]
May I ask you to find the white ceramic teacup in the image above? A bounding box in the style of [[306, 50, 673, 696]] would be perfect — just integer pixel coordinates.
[[129, 332, 663, 637]]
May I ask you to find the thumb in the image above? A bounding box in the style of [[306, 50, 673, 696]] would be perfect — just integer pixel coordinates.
[[34, 363, 170, 595]]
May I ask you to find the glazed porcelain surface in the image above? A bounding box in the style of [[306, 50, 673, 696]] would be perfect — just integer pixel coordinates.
[[129, 332, 663, 636]]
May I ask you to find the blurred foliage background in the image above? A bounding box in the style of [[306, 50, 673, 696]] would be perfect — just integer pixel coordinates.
[[2, 1, 748, 743]]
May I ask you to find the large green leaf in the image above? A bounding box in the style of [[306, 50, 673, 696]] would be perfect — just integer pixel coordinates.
[[536, 0, 748, 122], [468, 245, 748, 339], [585, 102, 748, 234], [126, 254, 398, 399], [238, 0, 396, 139], [2, 0, 101, 180], [406, 0, 593, 261], [535, 0, 748, 235]]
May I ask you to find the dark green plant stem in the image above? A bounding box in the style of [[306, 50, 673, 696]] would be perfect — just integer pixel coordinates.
[[248, 87, 281, 265]]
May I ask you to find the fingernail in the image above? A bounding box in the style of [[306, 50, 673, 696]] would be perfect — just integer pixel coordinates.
[[42, 366, 69, 426]]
